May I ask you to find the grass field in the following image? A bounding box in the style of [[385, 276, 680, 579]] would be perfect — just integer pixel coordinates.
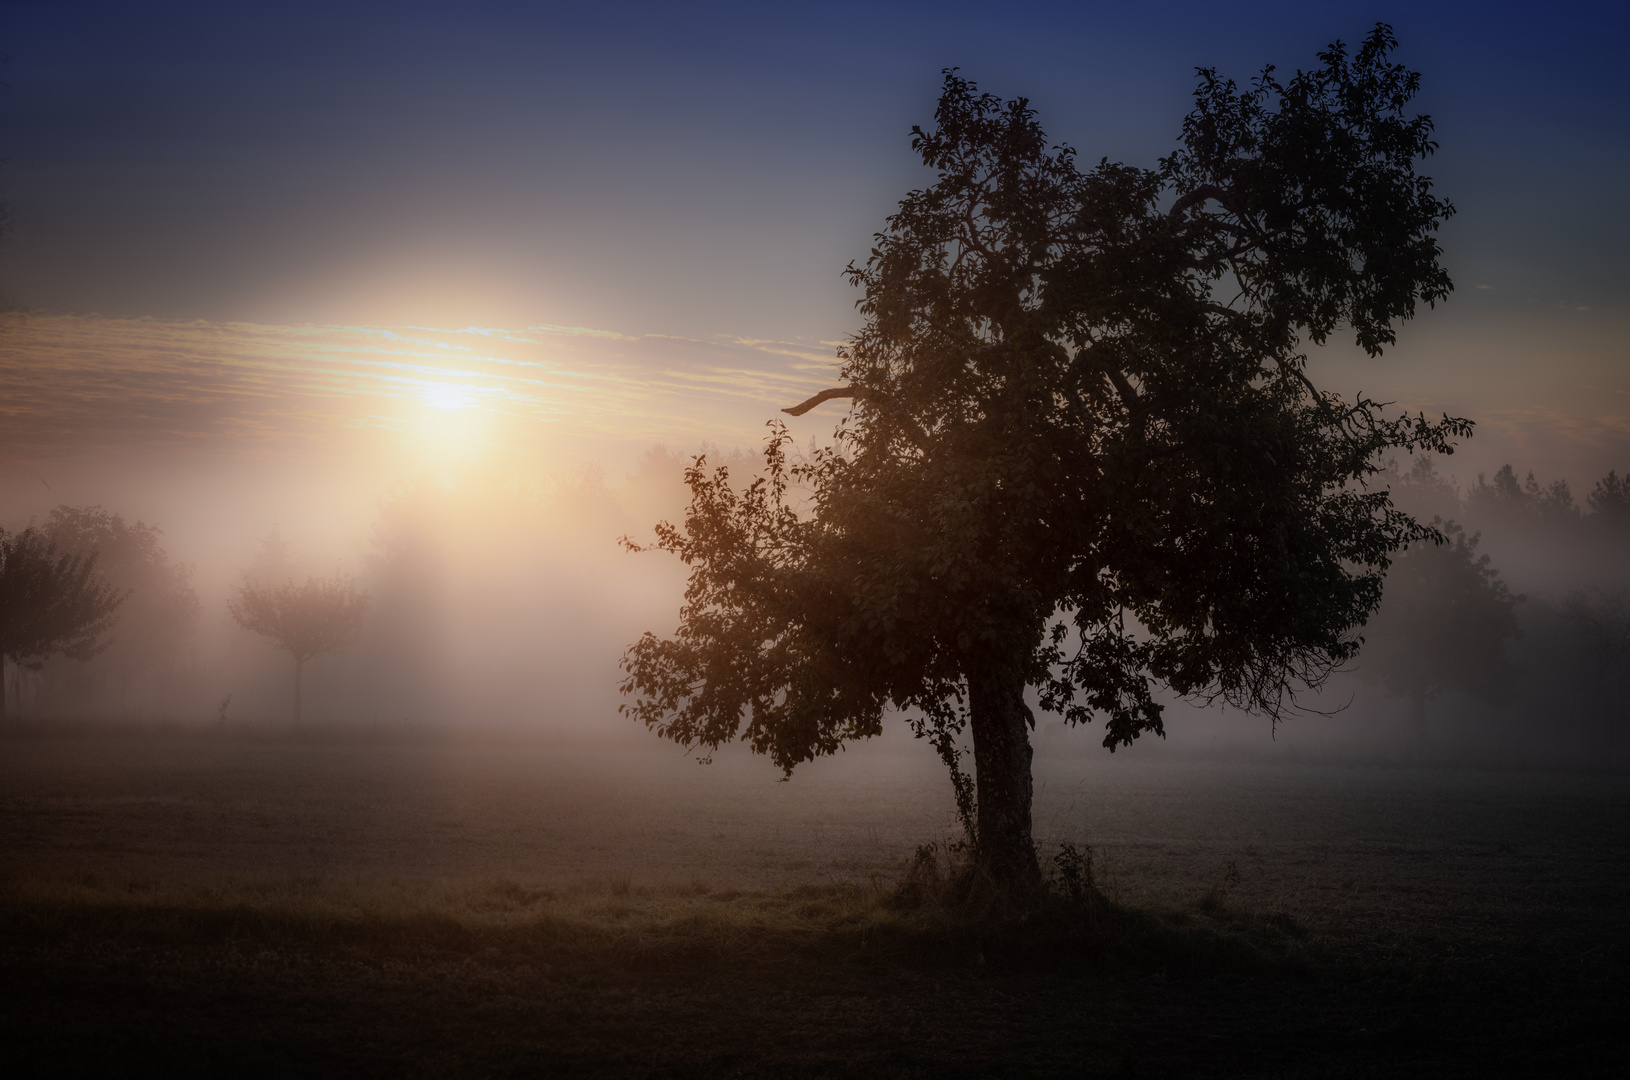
[[1, 725, 1626, 1077]]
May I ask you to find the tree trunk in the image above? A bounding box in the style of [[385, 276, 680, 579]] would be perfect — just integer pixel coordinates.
[[966, 646, 1041, 903], [294, 654, 303, 727]]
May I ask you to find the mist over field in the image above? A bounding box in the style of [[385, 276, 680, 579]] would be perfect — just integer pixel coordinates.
[[3, 443, 696, 733], [0, 303, 1624, 774], [4, 428, 1626, 776]]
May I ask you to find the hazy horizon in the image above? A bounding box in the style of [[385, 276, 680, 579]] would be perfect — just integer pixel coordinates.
[[3, 4, 1627, 748]]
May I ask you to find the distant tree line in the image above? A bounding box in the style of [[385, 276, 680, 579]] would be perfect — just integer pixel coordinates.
[[0, 507, 369, 725], [0, 463, 660, 727], [1357, 457, 1630, 746]]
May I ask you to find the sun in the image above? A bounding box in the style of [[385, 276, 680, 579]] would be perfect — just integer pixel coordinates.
[[399, 378, 505, 468], [425, 383, 474, 411]]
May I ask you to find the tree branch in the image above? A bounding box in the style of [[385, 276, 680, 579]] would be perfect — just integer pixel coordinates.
[[783, 387, 861, 416], [1168, 183, 1239, 220], [1105, 370, 1143, 417]]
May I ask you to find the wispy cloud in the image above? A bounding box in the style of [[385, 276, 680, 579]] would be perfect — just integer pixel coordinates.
[[0, 314, 840, 465]]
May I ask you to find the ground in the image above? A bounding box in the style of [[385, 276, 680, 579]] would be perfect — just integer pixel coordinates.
[[0, 725, 1625, 1076]]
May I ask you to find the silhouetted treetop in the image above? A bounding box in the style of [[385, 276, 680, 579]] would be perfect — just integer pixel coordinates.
[[1587, 470, 1630, 530], [1467, 463, 1580, 528]]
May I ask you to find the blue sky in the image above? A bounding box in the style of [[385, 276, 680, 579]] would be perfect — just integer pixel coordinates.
[[1, 0, 1626, 511], [4, 1, 1624, 334]]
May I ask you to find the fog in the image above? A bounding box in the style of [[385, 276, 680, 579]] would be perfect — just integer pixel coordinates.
[[2, 446, 705, 733], [6, 421, 1626, 779]]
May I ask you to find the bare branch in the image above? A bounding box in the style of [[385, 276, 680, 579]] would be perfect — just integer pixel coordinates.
[[1168, 183, 1238, 220], [782, 387, 861, 416]]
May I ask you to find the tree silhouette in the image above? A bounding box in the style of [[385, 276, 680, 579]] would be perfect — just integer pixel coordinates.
[[0, 527, 124, 720], [1467, 463, 1580, 532], [1561, 587, 1630, 730], [40, 506, 199, 715], [1358, 520, 1520, 735], [1586, 471, 1630, 533], [229, 573, 369, 725], [622, 26, 1468, 901]]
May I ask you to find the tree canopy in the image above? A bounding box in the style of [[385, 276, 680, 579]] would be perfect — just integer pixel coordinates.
[[0, 526, 125, 720], [621, 25, 1469, 898]]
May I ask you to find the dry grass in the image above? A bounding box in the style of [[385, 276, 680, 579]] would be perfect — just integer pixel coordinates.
[[0, 853, 1308, 979], [1, 728, 1625, 1076]]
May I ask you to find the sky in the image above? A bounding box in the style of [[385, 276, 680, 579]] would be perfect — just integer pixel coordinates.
[[1, 0, 1627, 575]]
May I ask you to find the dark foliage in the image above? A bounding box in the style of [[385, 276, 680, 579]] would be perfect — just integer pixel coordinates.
[[1559, 586, 1630, 727], [1586, 470, 1630, 529], [1466, 463, 1580, 531], [623, 25, 1468, 896], [1356, 456, 1630, 756]]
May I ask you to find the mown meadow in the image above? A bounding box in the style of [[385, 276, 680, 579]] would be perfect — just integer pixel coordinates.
[[1, 725, 1624, 1076]]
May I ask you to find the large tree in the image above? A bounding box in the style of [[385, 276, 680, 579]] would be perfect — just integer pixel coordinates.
[[622, 26, 1469, 900], [229, 572, 369, 725], [0, 527, 125, 721]]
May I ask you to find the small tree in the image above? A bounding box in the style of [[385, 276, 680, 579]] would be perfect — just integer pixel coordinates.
[[1358, 520, 1520, 734], [0, 527, 124, 720], [40, 506, 199, 715], [228, 573, 369, 725], [622, 27, 1468, 902]]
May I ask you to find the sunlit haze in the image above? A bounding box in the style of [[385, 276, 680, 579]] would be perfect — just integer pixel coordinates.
[[2, 1, 1627, 733]]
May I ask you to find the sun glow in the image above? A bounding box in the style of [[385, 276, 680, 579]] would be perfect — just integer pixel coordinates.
[[425, 382, 475, 411], [407, 383, 500, 467]]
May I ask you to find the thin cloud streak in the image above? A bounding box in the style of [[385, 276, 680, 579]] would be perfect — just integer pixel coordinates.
[[0, 314, 837, 465], [6, 312, 1626, 496]]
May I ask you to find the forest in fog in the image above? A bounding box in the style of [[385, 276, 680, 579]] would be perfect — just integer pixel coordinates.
[[5, 448, 1627, 770]]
